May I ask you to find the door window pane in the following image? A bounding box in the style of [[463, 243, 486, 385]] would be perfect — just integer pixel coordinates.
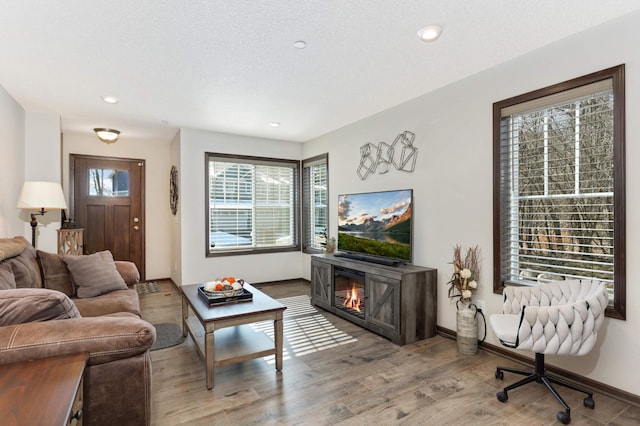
[[89, 169, 129, 196]]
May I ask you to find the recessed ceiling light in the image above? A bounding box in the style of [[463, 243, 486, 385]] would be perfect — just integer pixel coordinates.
[[270, 122, 281, 128], [417, 25, 442, 42], [293, 40, 307, 49], [102, 95, 119, 104]]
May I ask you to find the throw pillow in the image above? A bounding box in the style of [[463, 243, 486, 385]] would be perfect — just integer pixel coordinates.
[[37, 250, 75, 296], [6, 251, 38, 288], [0, 288, 81, 326], [63, 251, 128, 298], [0, 264, 17, 290]]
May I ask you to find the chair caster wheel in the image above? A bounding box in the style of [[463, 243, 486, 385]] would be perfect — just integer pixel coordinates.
[[496, 391, 508, 402], [495, 370, 504, 380], [584, 397, 595, 409], [556, 411, 571, 424]]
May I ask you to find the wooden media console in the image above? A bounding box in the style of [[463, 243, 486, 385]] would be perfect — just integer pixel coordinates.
[[310, 254, 437, 345]]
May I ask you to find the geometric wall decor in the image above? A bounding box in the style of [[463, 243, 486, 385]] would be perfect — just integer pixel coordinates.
[[357, 130, 418, 180]]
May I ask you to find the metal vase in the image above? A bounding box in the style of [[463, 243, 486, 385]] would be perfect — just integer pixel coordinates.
[[456, 300, 478, 355]]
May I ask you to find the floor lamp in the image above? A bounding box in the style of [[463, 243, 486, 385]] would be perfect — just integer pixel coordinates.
[[17, 181, 67, 248]]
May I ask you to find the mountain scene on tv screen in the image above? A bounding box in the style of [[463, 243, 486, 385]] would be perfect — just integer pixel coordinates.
[[338, 190, 412, 261]]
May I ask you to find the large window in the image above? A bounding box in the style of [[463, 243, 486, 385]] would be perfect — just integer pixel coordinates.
[[302, 154, 328, 253], [206, 153, 300, 256], [493, 65, 625, 319]]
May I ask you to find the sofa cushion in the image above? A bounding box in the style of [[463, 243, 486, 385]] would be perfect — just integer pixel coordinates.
[[115, 261, 141, 286], [0, 237, 26, 261], [0, 265, 17, 290], [63, 251, 127, 298], [0, 288, 81, 326], [72, 288, 142, 317], [37, 250, 75, 296]]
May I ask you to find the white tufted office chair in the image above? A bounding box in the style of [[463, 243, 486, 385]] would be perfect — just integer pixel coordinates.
[[490, 279, 608, 425]]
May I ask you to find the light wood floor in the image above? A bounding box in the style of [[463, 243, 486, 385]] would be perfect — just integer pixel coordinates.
[[140, 280, 640, 425]]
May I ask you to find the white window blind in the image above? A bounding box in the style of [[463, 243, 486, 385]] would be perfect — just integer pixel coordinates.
[[302, 154, 328, 253], [499, 80, 615, 294], [207, 154, 299, 254]]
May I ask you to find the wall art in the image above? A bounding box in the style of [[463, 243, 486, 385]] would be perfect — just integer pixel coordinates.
[[357, 130, 417, 180]]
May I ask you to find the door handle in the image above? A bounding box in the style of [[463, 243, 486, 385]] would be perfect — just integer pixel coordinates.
[[134, 225, 139, 231]]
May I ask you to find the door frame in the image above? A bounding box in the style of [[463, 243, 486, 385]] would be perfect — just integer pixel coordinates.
[[69, 154, 146, 280]]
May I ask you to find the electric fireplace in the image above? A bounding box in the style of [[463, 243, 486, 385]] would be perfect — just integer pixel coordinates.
[[334, 266, 365, 318]]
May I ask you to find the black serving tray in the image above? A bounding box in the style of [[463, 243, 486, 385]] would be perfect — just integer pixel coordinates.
[[198, 286, 253, 307]]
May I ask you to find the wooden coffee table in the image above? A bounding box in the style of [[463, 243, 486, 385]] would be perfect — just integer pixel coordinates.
[[181, 282, 286, 389]]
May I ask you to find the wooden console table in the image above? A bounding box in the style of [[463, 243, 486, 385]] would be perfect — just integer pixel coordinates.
[[0, 352, 87, 425]]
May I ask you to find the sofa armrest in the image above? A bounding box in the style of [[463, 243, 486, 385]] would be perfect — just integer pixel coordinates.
[[115, 261, 140, 286], [0, 316, 155, 366]]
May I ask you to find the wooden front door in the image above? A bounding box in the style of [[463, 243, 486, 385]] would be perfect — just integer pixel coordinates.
[[70, 155, 145, 280]]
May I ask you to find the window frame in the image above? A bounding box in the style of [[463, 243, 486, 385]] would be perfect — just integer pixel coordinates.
[[205, 152, 301, 257], [302, 153, 329, 254], [492, 64, 626, 320]]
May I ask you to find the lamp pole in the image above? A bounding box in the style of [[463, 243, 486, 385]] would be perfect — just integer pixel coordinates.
[[29, 208, 46, 248]]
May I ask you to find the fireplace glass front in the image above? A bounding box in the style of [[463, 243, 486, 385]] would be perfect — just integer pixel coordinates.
[[334, 266, 365, 319]]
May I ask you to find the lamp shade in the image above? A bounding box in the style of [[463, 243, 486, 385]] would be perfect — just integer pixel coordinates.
[[17, 181, 67, 210]]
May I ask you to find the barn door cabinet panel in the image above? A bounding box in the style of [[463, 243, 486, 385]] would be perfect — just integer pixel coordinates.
[[366, 273, 401, 335], [311, 259, 332, 309]]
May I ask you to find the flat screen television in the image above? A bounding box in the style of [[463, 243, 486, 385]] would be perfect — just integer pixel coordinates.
[[337, 189, 412, 265]]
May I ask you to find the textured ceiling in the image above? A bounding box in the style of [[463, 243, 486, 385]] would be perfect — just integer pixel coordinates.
[[1, 1, 639, 143]]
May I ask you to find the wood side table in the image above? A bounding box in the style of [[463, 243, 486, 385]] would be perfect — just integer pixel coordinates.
[[0, 352, 88, 426], [57, 228, 84, 255]]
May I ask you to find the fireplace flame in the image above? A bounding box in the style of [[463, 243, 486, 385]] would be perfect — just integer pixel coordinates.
[[343, 285, 362, 313]]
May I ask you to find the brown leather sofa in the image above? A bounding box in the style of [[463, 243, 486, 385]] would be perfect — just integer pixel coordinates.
[[0, 237, 155, 426]]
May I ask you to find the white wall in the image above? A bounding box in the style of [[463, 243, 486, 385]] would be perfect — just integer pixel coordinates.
[[303, 11, 640, 396], [62, 131, 173, 280], [169, 131, 182, 284], [0, 85, 25, 238], [176, 128, 303, 286], [23, 112, 62, 253]]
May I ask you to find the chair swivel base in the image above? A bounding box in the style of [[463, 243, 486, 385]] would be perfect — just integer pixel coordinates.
[[495, 353, 595, 425]]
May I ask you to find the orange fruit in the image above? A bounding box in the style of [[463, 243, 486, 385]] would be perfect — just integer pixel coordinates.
[[215, 283, 224, 291], [227, 277, 236, 284]]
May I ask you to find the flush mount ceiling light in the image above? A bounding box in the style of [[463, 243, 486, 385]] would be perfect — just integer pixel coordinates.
[[293, 40, 307, 49], [270, 122, 281, 128], [417, 25, 442, 42], [101, 95, 119, 104], [93, 128, 120, 143]]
